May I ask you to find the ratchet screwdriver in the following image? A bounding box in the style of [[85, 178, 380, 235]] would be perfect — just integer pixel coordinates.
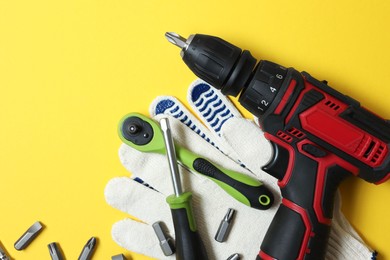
[[119, 113, 274, 210], [160, 117, 208, 260]]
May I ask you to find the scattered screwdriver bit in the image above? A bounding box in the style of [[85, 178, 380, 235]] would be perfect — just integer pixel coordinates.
[[152, 221, 175, 256], [111, 254, 127, 260], [0, 242, 11, 260], [48, 242, 64, 260], [78, 237, 97, 260], [226, 253, 241, 260], [215, 208, 236, 242], [14, 221, 43, 250]]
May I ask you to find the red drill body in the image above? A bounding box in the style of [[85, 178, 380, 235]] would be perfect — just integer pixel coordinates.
[[166, 32, 390, 260], [255, 64, 390, 259]]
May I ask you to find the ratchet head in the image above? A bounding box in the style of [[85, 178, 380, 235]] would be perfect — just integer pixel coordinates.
[[118, 113, 166, 154]]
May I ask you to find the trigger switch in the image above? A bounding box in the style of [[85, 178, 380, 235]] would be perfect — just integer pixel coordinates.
[[262, 141, 289, 180]]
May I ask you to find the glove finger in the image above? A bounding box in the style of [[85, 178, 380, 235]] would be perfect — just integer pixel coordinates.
[[333, 191, 368, 244], [149, 94, 223, 149], [112, 219, 175, 260], [119, 143, 173, 195], [187, 79, 243, 134], [327, 220, 373, 260], [219, 117, 274, 181], [104, 177, 173, 230], [187, 80, 274, 174], [149, 94, 241, 163]]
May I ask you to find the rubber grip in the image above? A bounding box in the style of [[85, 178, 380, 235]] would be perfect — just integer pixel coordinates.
[[259, 140, 352, 260], [167, 193, 208, 260], [193, 158, 274, 210], [170, 208, 208, 260]]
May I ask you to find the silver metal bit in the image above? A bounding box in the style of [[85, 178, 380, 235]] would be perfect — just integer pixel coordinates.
[[152, 221, 175, 256], [78, 237, 97, 260], [111, 254, 127, 260], [0, 252, 9, 260], [165, 32, 188, 49], [226, 253, 241, 260], [14, 221, 43, 250], [160, 117, 183, 196], [48, 242, 64, 260], [215, 208, 236, 242], [0, 242, 11, 260]]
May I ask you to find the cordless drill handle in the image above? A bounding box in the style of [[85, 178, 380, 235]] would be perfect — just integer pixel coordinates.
[[258, 135, 356, 259], [252, 63, 390, 259]]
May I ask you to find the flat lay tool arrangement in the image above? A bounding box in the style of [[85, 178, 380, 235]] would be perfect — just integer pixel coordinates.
[[105, 32, 390, 260], [1, 1, 390, 259]]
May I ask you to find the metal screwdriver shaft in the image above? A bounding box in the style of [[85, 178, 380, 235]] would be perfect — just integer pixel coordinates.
[[160, 117, 183, 196]]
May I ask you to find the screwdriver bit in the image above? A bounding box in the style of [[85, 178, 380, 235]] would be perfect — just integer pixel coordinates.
[[227, 253, 241, 260], [48, 242, 64, 260], [14, 221, 43, 250], [215, 208, 236, 242], [0, 252, 9, 260], [152, 221, 175, 256], [78, 237, 97, 260], [0, 242, 10, 260], [165, 32, 188, 49], [111, 254, 127, 260]]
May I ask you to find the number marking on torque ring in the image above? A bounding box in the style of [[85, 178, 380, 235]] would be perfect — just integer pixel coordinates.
[[261, 100, 269, 106], [276, 74, 283, 79]]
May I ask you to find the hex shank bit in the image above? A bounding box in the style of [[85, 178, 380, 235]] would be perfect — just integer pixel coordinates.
[[14, 221, 43, 250]]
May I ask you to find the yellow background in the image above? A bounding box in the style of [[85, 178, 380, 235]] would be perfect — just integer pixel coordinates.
[[1, 0, 389, 259]]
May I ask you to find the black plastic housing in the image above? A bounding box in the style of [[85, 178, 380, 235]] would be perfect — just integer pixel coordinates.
[[182, 34, 257, 96]]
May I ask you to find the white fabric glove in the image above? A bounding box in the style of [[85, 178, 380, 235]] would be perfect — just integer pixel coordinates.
[[105, 79, 375, 259]]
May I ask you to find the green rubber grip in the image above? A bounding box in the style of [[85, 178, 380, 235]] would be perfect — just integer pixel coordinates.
[[166, 192, 196, 232]]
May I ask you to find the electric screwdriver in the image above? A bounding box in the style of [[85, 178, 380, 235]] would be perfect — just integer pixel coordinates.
[[165, 32, 390, 260]]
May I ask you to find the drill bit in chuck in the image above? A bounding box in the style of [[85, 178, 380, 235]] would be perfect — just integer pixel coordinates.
[[165, 32, 188, 49]]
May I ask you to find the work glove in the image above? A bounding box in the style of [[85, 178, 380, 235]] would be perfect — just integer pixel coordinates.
[[105, 79, 375, 259]]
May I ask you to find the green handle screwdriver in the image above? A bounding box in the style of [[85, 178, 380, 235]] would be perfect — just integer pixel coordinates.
[[160, 117, 209, 260]]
